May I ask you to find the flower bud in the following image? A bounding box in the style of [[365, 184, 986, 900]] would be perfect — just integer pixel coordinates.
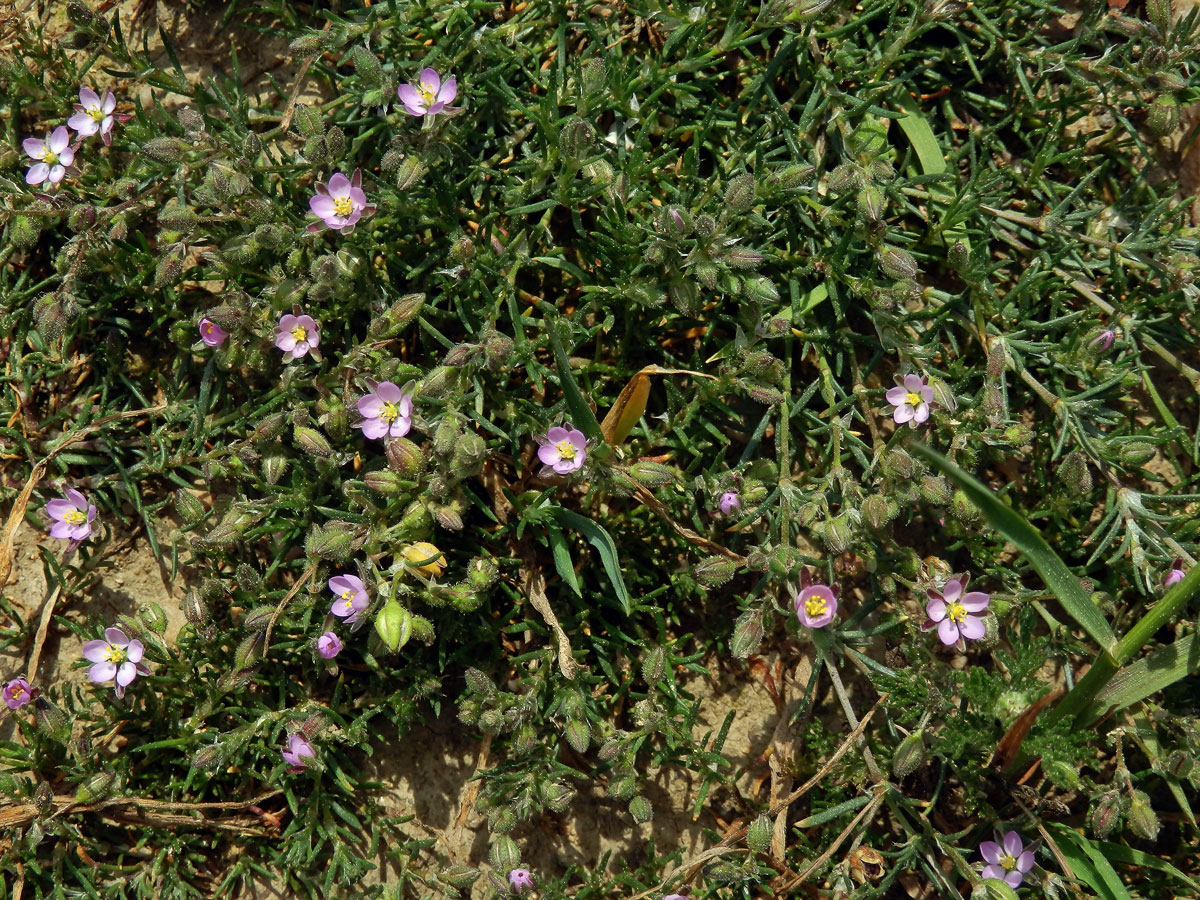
[[294, 425, 333, 458], [139, 601, 168, 635], [182, 590, 209, 626], [395, 155, 426, 191], [730, 607, 764, 659], [1163, 749, 1193, 780], [489, 836, 521, 872], [559, 116, 595, 161], [1090, 790, 1124, 839], [629, 795, 654, 823], [641, 646, 667, 685], [383, 437, 425, 476], [694, 555, 739, 588], [35, 697, 70, 743], [375, 598, 412, 652], [174, 488, 206, 525], [75, 771, 116, 805], [364, 469, 406, 496], [143, 137, 184, 163], [262, 448, 289, 485], [467, 557, 499, 592], [857, 184, 885, 223], [891, 731, 927, 778], [1127, 790, 1159, 840], [629, 461, 677, 487], [948, 240, 971, 274], [452, 431, 488, 476], [879, 247, 918, 280], [438, 865, 480, 891], [305, 525, 354, 562], [432, 503, 464, 531], [747, 814, 772, 854], [564, 718, 590, 753], [243, 605, 275, 631], [724, 173, 757, 213], [1059, 449, 1092, 495], [861, 494, 897, 530], [726, 247, 764, 269]]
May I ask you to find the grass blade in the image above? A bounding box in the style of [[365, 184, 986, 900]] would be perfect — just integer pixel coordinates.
[[1086, 632, 1199, 720], [1046, 825, 1133, 900], [553, 509, 631, 614]]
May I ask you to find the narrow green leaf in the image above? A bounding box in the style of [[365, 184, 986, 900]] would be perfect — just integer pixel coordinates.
[[1046, 825, 1133, 900], [553, 508, 630, 614], [1087, 632, 1199, 719], [912, 445, 1117, 653], [545, 320, 603, 441], [1089, 840, 1200, 892], [893, 105, 946, 176], [546, 524, 582, 597]]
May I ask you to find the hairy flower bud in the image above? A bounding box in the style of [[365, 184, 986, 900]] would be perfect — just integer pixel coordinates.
[[628, 460, 677, 487], [305, 525, 354, 562], [384, 437, 425, 476], [879, 247, 918, 280], [489, 836, 521, 872], [174, 488, 205, 525], [182, 589, 209, 626], [364, 469, 406, 496], [143, 137, 185, 163], [1089, 790, 1124, 839], [747, 814, 772, 854], [75, 771, 116, 805], [724, 173, 756, 213], [641, 646, 667, 685], [694, 555, 739, 588], [35, 697, 70, 743], [294, 425, 334, 458], [948, 240, 971, 274], [1059, 449, 1092, 496], [1127, 790, 1159, 840], [439, 865, 481, 892], [730, 607, 764, 658], [262, 448, 289, 485], [891, 731, 927, 778], [395, 155, 426, 191], [629, 795, 654, 823], [861, 494, 897, 530]]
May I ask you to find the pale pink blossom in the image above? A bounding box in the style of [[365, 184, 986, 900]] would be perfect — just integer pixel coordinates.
[[1164, 558, 1187, 590], [719, 490, 740, 516], [923, 574, 989, 646], [3, 677, 33, 710], [22, 127, 75, 186], [67, 87, 117, 144], [397, 68, 459, 117], [46, 489, 96, 543], [81, 627, 149, 699], [328, 574, 369, 627], [885, 373, 935, 427], [507, 869, 534, 894], [308, 169, 374, 234], [794, 568, 838, 629], [199, 318, 227, 348], [535, 425, 587, 475], [317, 631, 343, 659], [356, 382, 413, 440], [274, 313, 319, 360], [281, 733, 315, 771], [979, 831, 1036, 888]]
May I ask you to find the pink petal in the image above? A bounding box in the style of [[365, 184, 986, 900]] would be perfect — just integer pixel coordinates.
[[376, 381, 403, 402], [919, 386, 935, 402], [1002, 832, 1023, 857], [71, 523, 92, 540], [893, 404, 914, 424], [958, 615, 985, 640], [1003, 872, 1024, 888], [925, 598, 947, 622], [116, 661, 138, 686], [960, 591, 989, 612], [102, 91, 116, 113], [126, 640, 144, 663], [389, 417, 412, 438], [79, 87, 100, 107], [426, 101, 447, 116], [941, 579, 962, 603], [82, 640, 111, 662], [296, 315, 317, 331], [68, 112, 97, 134], [397, 85, 426, 116], [979, 842, 1002, 865], [567, 429, 587, 450], [326, 172, 351, 195], [49, 126, 70, 152], [885, 386, 906, 405], [1016, 850, 1035, 872], [23, 137, 46, 157], [67, 489, 88, 509], [291, 344, 309, 359], [276, 333, 297, 352], [358, 396, 384, 417], [360, 417, 388, 439], [278, 314, 298, 329], [398, 395, 413, 417], [50, 520, 75, 539], [89, 661, 117, 683], [104, 627, 128, 646], [553, 458, 579, 474], [912, 403, 930, 424], [937, 618, 959, 645], [437, 76, 458, 104], [981, 865, 1006, 881], [46, 499, 74, 520], [310, 195, 336, 217], [546, 426, 569, 443], [348, 187, 368, 207], [48, 165, 66, 184], [538, 444, 560, 465], [418, 67, 442, 92], [903, 373, 923, 392], [25, 163, 49, 185]]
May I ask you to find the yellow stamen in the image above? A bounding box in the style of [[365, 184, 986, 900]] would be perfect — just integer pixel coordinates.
[[905, 391, 922, 407], [89, 107, 106, 122], [555, 439, 577, 461], [946, 601, 966, 623], [332, 196, 353, 217], [380, 401, 400, 423], [9, 684, 26, 699], [290, 325, 308, 343], [418, 82, 437, 107], [999, 853, 1016, 870], [64, 509, 87, 525], [804, 596, 827, 618], [103, 645, 127, 664]]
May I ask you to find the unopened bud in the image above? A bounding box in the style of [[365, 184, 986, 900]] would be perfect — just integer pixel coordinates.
[[861, 494, 897, 530], [35, 697, 70, 743], [948, 240, 971, 274], [1090, 791, 1124, 839], [143, 137, 184, 163], [75, 771, 116, 805], [395, 155, 426, 191], [641, 646, 667, 685], [489, 836, 522, 871], [879, 247, 918, 280], [694, 555, 739, 588], [628, 460, 677, 487], [747, 814, 772, 854], [305, 526, 354, 562], [629, 795, 654, 823], [1127, 790, 1159, 840], [439, 865, 480, 891], [730, 607, 764, 659], [182, 590, 209, 626], [857, 184, 885, 223], [1163, 749, 1193, 780], [375, 599, 413, 653], [294, 425, 333, 458], [364, 469, 406, 496], [724, 173, 756, 213], [1059, 450, 1092, 495], [384, 437, 425, 476], [262, 448, 289, 485], [174, 488, 205, 525]]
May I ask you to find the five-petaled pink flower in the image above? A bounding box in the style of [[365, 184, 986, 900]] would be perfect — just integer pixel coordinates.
[[46, 489, 96, 543], [979, 831, 1035, 888], [923, 574, 989, 646], [67, 87, 117, 145], [507, 869, 535, 894], [317, 631, 343, 659], [3, 677, 34, 710], [274, 313, 319, 360], [281, 733, 315, 771], [885, 373, 935, 427], [795, 567, 839, 629], [308, 170, 375, 235], [1164, 558, 1187, 590], [23, 126, 75, 186], [199, 317, 228, 348], [397, 67, 459, 117], [82, 627, 149, 699], [328, 574, 369, 627], [356, 382, 413, 440], [536, 425, 587, 475]]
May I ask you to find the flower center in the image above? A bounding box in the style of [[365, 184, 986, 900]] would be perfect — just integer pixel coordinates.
[[999, 852, 1016, 870], [418, 82, 437, 107], [64, 509, 87, 525], [946, 601, 967, 623], [104, 645, 127, 664], [290, 325, 308, 343], [88, 107, 106, 122], [555, 439, 577, 461], [332, 195, 353, 217], [380, 401, 400, 423], [905, 391, 922, 407], [9, 684, 26, 700], [804, 596, 828, 618], [39, 148, 59, 165]]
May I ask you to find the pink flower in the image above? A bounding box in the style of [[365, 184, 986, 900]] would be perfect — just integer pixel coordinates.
[[1164, 558, 1187, 590], [317, 631, 343, 659], [328, 574, 369, 626], [719, 490, 740, 516], [199, 317, 227, 348], [356, 381, 413, 440], [1088, 329, 1115, 353], [274, 313, 319, 360], [81, 627, 149, 699], [46, 489, 96, 543], [536, 425, 587, 475], [507, 869, 535, 894], [3, 677, 33, 710], [885, 373, 935, 427], [795, 568, 839, 628], [397, 67, 459, 117], [307, 169, 374, 234], [281, 733, 315, 771], [22, 126, 75, 186], [979, 831, 1035, 888], [67, 87, 117, 145], [923, 574, 989, 646]]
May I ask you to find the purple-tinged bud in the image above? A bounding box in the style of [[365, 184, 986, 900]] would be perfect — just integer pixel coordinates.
[[1088, 328, 1116, 353], [317, 631, 343, 659], [719, 490, 741, 516], [1090, 790, 1124, 839], [1164, 558, 1187, 590]]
